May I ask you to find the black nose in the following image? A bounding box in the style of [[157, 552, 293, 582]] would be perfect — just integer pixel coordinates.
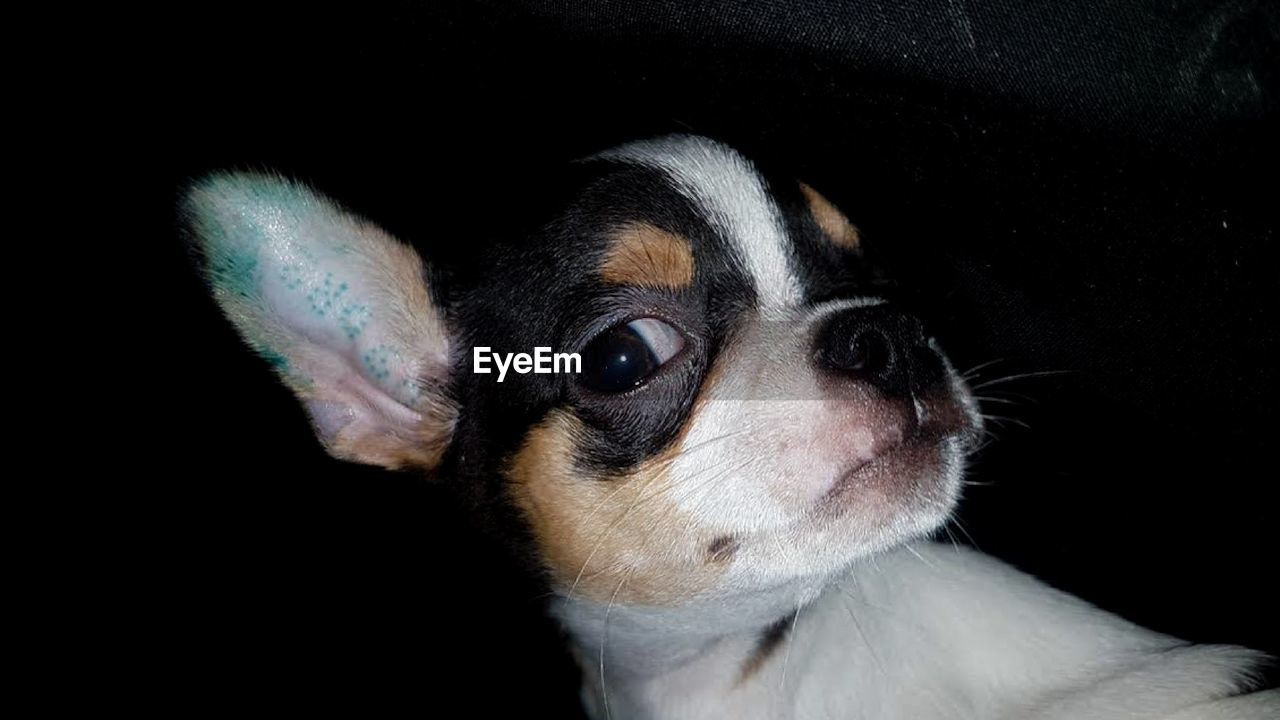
[[813, 305, 945, 398]]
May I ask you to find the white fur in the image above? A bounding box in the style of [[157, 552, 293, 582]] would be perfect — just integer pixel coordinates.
[[596, 135, 803, 319], [558, 542, 1276, 719]]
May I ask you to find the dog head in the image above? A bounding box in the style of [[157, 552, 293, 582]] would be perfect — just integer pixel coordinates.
[[185, 135, 980, 611]]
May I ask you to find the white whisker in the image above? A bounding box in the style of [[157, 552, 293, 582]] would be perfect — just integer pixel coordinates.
[[903, 544, 938, 571], [974, 395, 1022, 406], [971, 369, 1070, 391], [600, 572, 631, 720], [840, 585, 886, 678], [980, 413, 1031, 430], [960, 357, 1005, 381], [773, 602, 804, 716]]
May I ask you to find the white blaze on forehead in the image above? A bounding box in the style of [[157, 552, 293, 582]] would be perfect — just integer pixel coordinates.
[[594, 135, 804, 319]]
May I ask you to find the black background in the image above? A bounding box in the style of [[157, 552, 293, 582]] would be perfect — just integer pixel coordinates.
[[142, 2, 1276, 714]]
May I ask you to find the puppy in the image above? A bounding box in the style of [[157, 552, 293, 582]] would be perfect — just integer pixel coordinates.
[[183, 135, 1276, 719]]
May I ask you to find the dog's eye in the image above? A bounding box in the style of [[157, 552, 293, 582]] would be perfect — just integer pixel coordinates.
[[580, 318, 685, 393]]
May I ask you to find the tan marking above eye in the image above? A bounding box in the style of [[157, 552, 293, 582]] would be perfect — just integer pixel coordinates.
[[600, 222, 696, 289], [799, 182, 861, 250]]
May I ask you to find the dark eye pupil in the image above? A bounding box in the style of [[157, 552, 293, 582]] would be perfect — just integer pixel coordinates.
[[581, 325, 661, 392]]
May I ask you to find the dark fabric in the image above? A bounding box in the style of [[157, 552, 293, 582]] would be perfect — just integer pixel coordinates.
[[522, 0, 1277, 134], [148, 2, 1277, 713]]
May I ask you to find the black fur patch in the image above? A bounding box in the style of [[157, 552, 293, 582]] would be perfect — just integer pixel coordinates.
[[706, 535, 739, 563], [740, 614, 794, 681]]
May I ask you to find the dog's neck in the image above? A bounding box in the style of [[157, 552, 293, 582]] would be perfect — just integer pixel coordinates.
[[551, 573, 832, 709], [548, 544, 1272, 720]]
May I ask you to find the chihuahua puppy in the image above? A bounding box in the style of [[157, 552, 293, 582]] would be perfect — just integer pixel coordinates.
[[184, 135, 1276, 719]]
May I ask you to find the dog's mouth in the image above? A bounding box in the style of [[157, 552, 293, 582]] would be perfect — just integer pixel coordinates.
[[821, 433, 941, 502], [818, 393, 977, 512]]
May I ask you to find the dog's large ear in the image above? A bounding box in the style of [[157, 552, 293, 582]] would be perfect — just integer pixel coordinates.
[[184, 174, 455, 470]]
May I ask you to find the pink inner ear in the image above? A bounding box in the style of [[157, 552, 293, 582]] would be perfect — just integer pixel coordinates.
[[299, 356, 452, 470], [315, 363, 427, 437], [306, 400, 356, 444], [255, 239, 451, 466]]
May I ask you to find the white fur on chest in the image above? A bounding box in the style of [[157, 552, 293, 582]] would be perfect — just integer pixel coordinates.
[[559, 543, 1276, 720]]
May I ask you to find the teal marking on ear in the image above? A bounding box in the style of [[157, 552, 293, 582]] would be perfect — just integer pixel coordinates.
[[399, 376, 424, 403], [188, 172, 439, 412], [206, 242, 262, 302], [190, 175, 328, 390], [260, 347, 314, 390], [260, 349, 290, 372], [339, 301, 371, 339], [198, 176, 374, 340], [186, 172, 461, 471], [361, 344, 392, 382]]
